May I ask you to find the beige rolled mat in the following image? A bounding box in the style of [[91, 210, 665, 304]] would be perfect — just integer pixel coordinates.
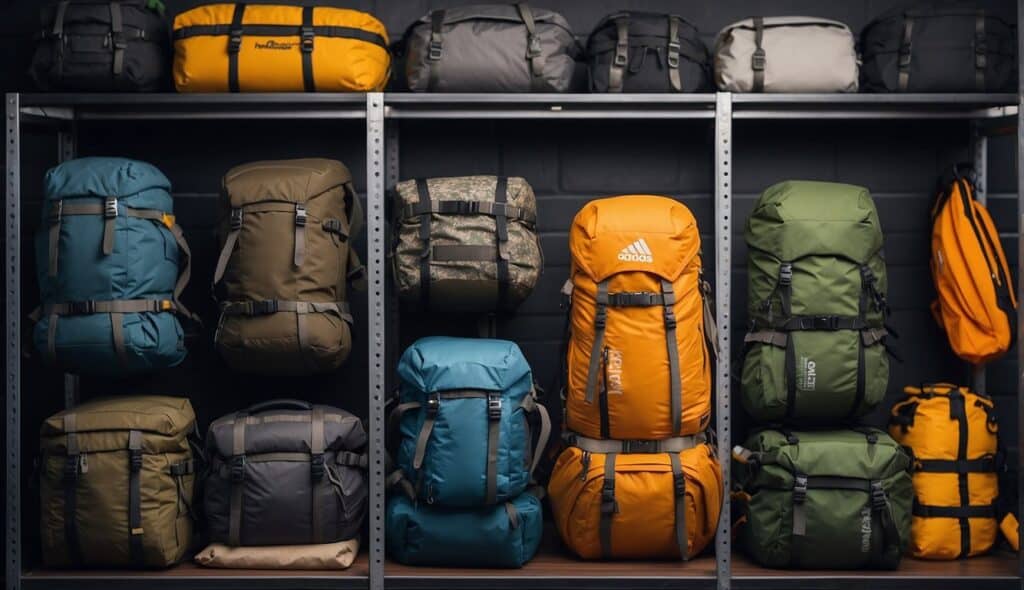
[[195, 538, 360, 570]]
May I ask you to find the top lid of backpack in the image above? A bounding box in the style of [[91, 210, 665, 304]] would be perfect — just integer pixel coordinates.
[[41, 395, 195, 439], [43, 157, 173, 212], [569, 195, 700, 283], [397, 336, 533, 395], [207, 401, 366, 457], [222, 158, 353, 208]]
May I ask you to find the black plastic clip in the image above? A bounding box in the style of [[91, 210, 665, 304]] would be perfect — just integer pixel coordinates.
[[230, 208, 243, 230], [778, 263, 793, 285], [230, 455, 246, 482], [870, 480, 888, 511], [793, 474, 808, 504], [301, 26, 315, 53], [624, 439, 658, 454], [600, 480, 618, 514], [673, 471, 686, 497], [487, 393, 503, 421], [228, 28, 243, 54], [64, 455, 82, 481], [310, 453, 325, 480]]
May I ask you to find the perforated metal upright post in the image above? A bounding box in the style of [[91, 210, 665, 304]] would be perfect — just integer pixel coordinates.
[[57, 123, 79, 408], [6, 93, 22, 590], [366, 92, 387, 590], [714, 91, 732, 590]]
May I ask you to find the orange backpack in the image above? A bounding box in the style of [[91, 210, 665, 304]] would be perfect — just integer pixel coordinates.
[[564, 195, 715, 440], [931, 170, 1017, 365]]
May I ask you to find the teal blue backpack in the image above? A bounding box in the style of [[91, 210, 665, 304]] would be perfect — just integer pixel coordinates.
[[32, 157, 196, 375], [389, 336, 551, 507]]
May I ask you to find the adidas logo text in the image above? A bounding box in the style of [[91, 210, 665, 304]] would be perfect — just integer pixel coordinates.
[[617, 238, 653, 263]]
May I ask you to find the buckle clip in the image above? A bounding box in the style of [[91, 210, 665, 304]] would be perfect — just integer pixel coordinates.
[[594, 307, 607, 329], [110, 32, 127, 50], [898, 44, 912, 68], [793, 475, 808, 504], [600, 480, 618, 514], [229, 208, 243, 230], [667, 41, 681, 67], [230, 455, 246, 482], [301, 27, 315, 53], [751, 48, 766, 71], [251, 300, 278, 315], [310, 453, 325, 480], [526, 34, 542, 58], [64, 455, 82, 481], [104, 197, 118, 219], [870, 480, 888, 510], [228, 28, 243, 54], [614, 43, 628, 67], [673, 471, 686, 496], [49, 200, 63, 224], [487, 394, 503, 421], [68, 301, 96, 315], [778, 263, 793, 285], [425, 393, 440, 417], [664, 311, 677, 330], [624, 439, 658, 454], [129, 449, 143, 473], [295, 205, 307, 227], [428, 35, 443, 61]]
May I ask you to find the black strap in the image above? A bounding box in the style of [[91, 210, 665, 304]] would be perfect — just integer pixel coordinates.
[[301, 6, 315, 92], [127, 430, 144, 566], [898, 15, 914, 92], [599, 453, 617, 558], [228, 417, 246, 546], [62, 414, 83, 566], [227, 3, 246, 93], [401, 200, 536, 224], [415, 179, 432, 308], [608, 17, 629, 92], [494, 177, 510, 309], [777, 264, 798, 421], [310, 407, 325, 543], [109, 2, 125, 78], [951, 390, 972, 557], [607, 291, 664, 307], [427, 10, 445, 91], [917, 457, 998, 473], [751, 17, 766, 92], [173, 23, 388, 49], [974, 12, 987, 91], [773, 315, 870, 332], [914, 501, 997, 519], [669, 452, 688, 561]]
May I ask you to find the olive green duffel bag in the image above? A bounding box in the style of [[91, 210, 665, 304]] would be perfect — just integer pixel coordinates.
[[39, 395, 198, 568], [733, 427, 912, 570]]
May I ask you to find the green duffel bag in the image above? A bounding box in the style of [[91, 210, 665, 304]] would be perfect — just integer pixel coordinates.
[[39, 395, 198, 568], [733, 428, 912, 570], [742, 180, 892, 423]]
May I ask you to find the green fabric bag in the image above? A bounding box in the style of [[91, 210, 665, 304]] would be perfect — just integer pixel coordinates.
[[741, 180, 891, 423], [734, 428, 912, 570]]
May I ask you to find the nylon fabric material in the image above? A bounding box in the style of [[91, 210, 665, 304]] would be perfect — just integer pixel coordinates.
[[395, 337, 534, 507], [567, 195, 711, 439], [889, 385, 1000, 559], [548, 443, 722, 560], [173, 3, 389, 92], [386, 490, 542, 567]]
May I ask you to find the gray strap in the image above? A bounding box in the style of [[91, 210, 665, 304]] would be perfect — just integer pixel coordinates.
[[570, 432, 704, 454], [228, 417, 246, 546], [109, 2, 124, 77], [63, 414, 83, 566], [212, 209, 242, 287], [608, 17, 629, 92], [310, 406, 324, 544], [164, 222, 198, 323], [431, 244, 498, 262], [516, 3, 546, 91], [47, 313, 58, 365], [667, 17, 682, 92], [584, 281, 610, 404], [898, 16, 914, 92], [744, 330, 788, 347], [218, 300, 352, 324], [505, 502, 520, 529], [669, 452, 688, 561], [975, 12, 986, 91], [53, 1, 69, 37], [294, 204, 307, 268], [412, 398, 437, 471], [661, 280, 682, 435], [522, 396, 551, 479], [599, 453, 618, 558], [701, 280, 720, 358], [102, 197, 117, 255], [751, 17, 765, 92], [427, 10, 445, 90], [792, 474, 808, 536], [47, 201, 62, 277], [485, 393, 501, 504], [401, 200, 537, 225], [110, 312, 129, 368], [127, 430, 144, 565]]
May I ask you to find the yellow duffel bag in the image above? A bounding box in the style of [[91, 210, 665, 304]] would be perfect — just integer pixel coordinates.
[[173, 4, 390, 92], [889, 384, 1004, 559]]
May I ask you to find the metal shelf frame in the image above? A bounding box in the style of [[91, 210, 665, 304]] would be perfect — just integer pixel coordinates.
[[4, 45, 1024, 590]]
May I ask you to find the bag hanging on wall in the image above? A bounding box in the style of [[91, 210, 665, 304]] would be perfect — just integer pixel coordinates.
[[733, 428, 913, 570], [587, 11, 710, 93], [889, 384, 1005, 559], [39, 396, 197, 568], [564, 195, 716, 441], [32, 157, 197, 376], [30, 0, 169, 92], [741, 180, 892, 423], [388, 336, 551, 508], [930, 168, 1016, 365], [548, 438, 722, 560], [861, 7, 1016, 93], [203, 400, 368, 547], [392, 175, 543, 313], [172, 3, 390, 92], [402, 3, 578, 92], [714, 17, 859, 93], [212, 158, 365, 375]]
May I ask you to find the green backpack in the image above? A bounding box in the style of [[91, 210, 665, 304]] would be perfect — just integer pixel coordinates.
[[742, 180, 891, 423], [733, 428, 912, 570]]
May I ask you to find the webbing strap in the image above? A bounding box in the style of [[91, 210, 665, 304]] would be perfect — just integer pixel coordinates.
[[213, 209, 242, 286], [301, 5, 316, 92], [415, 179, 432, 308], [218, 300, 352, 323], [669, 452, 688, 561], [102, 198, 117, 255], [127, 430, 144, 565], [975, 12, 987, 91], [494, 177, 510, 309], [427, 10, 445, 91], [599, 453, 617, 558], [751, 17, 766, 92], [914, 502, 996, 519], [109, 2, 125, 77], [401, 200, 536, 224], [516, 4, 547, 91], [228, 4, 246, 92], [310, 406, 324, 544], [485, 393, 502, 504], [523, 396, 551, 479], [606, 291, 663, 307], [608, 17, 629, 92], [568, 432, 704, 454], [294, 203, 307, 268], [63, 414, 83, 566], [916, 457, 998, 474], [667, 17, 682, 92], [745, 330, 788, 347], [898, 16, 914, 91], [584, 281, 610, 404], [951, 390, 972, 557], [42, 299, 176, 316], [228, 417, 246, 546], [661, 279, 682, 435]]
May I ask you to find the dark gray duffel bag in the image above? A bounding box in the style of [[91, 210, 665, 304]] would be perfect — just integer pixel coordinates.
[[861, 7, 1016, 92], [403, 3, 578, 92], [204, 400, 368, 547]]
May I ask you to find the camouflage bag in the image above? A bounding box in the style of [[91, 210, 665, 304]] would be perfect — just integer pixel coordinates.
[[212, 159, 365, 375], [392, 176, 543, 312]]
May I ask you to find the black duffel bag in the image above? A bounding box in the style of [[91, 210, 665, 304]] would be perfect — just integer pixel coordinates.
[[204, 400, 368, 547], [30, 0, 168, 92], [861, 7, 1016, 92], [588, 11, 710, 93]]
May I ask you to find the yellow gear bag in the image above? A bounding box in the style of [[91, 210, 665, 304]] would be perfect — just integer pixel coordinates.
[[889, 384, 1003, 559], [173, 4, 390, 93]]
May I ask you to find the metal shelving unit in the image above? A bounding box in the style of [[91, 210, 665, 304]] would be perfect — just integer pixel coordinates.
[[5, 85, 1024, 590]]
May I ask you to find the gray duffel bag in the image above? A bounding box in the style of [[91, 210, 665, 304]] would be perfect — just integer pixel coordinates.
[[204, 400, 368, 547], [403, 3, 578, 92], [714, 17, 859, 93]]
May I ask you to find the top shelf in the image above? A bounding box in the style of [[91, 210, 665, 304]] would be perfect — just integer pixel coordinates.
[[12, 92, 1019, 121]]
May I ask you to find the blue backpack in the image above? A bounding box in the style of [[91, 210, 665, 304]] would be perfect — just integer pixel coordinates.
[[390, 336, 551, 507], [32, 157, 196, 375]]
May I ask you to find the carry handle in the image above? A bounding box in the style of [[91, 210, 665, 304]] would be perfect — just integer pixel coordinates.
[[243, 399, 313, 415]]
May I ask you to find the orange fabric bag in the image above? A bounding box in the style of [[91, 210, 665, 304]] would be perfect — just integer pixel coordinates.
[[931, 170, 1017, 365], [564, 195, 715, 440]]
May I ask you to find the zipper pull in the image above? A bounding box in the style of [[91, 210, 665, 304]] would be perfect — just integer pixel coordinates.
[[580, 451, 591, 481]]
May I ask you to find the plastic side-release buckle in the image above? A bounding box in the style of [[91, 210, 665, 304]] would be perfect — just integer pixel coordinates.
[[527, 34, 543, 58], [251, 300, 278, 315], [310, 453, 325, 480], [778, 263, 793, 285], [428, 34, 443, 61], [301, 26, 315, 53], [64, 455, 82, 481], [68, 301, 96, 315], [49, 200, 63, 224], [898, 43, 912, 68], [624, 439, 658, 454], [104, 197, 119, 218], [487, 393, 503, 421], [230, 455, 246, 482], [614, 42, 628, 67], [228, 28, 243, 54], [751, 48, 766, 71], [600, 479, 618, 514], [870, 480, 888, 511], [295, 205, 307, 227], [793, 474, 808, 504], [673, 471, 686, 497], [229, 208, 243, 230], [666, 41, 681, 67], [425, 393, 440, 417]]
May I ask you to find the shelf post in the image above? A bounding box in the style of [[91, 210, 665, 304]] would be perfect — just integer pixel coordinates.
[[57, 122, 79, 409], [6, 92, 22, 590], [1017, 0, 1024, 584], [366, 92, 387, 590], [714, 91, 733, 590]]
